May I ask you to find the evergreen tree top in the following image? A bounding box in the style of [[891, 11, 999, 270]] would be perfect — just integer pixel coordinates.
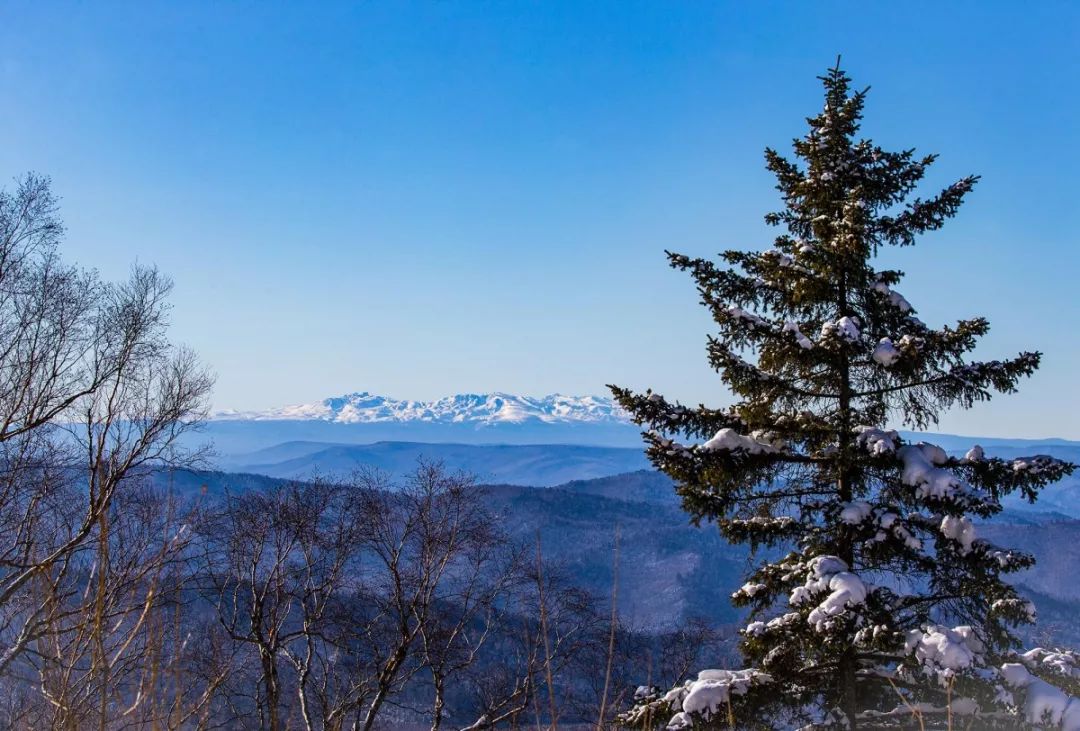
[[612, 63, 1077, 731]]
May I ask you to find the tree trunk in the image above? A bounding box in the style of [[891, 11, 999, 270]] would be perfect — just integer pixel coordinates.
[[260, 646, 280, 731], [361, 645, 408, 731], [836, 282, 859, 731], [430, 674, 445, 731]]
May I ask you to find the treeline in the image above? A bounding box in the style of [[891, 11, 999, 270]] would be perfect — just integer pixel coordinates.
[[0, 174, 722, 729]]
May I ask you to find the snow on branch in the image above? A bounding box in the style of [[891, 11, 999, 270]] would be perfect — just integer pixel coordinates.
[[872, 338, 902, 366], [872, 280, 913, 313], [1000, 662, 1080, 730], [820, 316, 862, 344], [855, 426, 900, 455], [1018, 648, 1080, 681], [622, 668, 773, 730], [897, 443, 970, 501], [870, 335, 922, 368], [608, 385, 745, 440], [789, 556, 869, 633], [963, 451, 1076, 502], [701, 428, 785, 455], [725, 305, 770, 329], [783, 320, 815, 349], [944, 352, 1041, 394], [905, 624, 985, 686]]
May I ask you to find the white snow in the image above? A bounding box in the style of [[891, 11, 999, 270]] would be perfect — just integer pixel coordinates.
[[858, 698, 979, 722], [840, 501, 873, 525], [964, 445, 985, 462], [1001, 663, 1080, 730], [771, 251, 795, 268], [855, 426, 899, 455], [701, 428, 781, 455], [897, 333, 922, 351], [867, 510, 922, 550], [665, 712, 691, 730], [872, 338, 901, 366], [1022, 648, 1080, 679], [789, 556, 868, 632], [783, 320, 815, 349], [940, 515, 978, 554], [1001, 662, 1033, 687], [994, 598, 1037, 622], [897, 443, 969, 501], [1011, 456, 1064, 477], [988, 549, 1024, 570], [735, 582, 768, 599], [766, 612, 801, 630], [951, 697, 980, 716], [921, 443, 949, 465], [744, 621, 766, 636], [872, 281, 913, 312], [729, 516, 798, 531], [211, 391, 631, 425], [660, 668, 773, 729], [820, 316, 862, 342], [907, 625, 985, 684], [726, 306, 768, 328]]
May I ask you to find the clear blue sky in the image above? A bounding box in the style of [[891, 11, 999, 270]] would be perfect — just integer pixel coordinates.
[[1, 2, 1077, 438]]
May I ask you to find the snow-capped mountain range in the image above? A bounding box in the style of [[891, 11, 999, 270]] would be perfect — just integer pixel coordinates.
[[213, 392, 631, 426]]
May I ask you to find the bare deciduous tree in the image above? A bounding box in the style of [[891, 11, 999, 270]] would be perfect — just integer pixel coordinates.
[[198, 462, 520, 731], [350, 463, 510, 731], [460, 553, 606, 731], [0, 172, 732, 730], [0, 173, 213, 729], [197, 478, 361, 730]]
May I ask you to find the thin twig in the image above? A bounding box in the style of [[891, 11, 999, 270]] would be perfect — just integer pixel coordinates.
[[596, 525, 620, 730], [535, 533, 558, 731]]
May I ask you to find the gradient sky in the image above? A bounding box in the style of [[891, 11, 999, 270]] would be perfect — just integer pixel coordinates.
[[1, 2, 1077, 438]]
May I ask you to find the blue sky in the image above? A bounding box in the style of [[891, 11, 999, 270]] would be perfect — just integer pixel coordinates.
[[1, 2, 1077, 438]]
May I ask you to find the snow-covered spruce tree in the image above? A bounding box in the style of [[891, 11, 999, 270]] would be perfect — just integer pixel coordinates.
[[611, 65, 1078, 730]]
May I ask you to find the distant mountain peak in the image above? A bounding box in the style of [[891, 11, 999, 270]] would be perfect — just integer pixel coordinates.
[[213, 391, 631, 426]]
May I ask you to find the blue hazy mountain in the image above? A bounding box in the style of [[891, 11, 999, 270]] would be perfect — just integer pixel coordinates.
[[217, 440, 651, 486], [148, 466, 1080, 643], [201, 391, 1079, 510]]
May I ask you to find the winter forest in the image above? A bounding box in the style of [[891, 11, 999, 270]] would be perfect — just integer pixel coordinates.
[[2, 49, 1080, 731]]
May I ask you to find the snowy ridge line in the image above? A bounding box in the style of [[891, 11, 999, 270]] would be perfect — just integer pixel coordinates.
[[212, 391, 632, 425]]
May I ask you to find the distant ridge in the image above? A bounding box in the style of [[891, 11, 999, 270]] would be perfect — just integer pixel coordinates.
[[201, 393, 1080, 459], [213, 391, 630, 426], [217, 440, 651, 486]]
